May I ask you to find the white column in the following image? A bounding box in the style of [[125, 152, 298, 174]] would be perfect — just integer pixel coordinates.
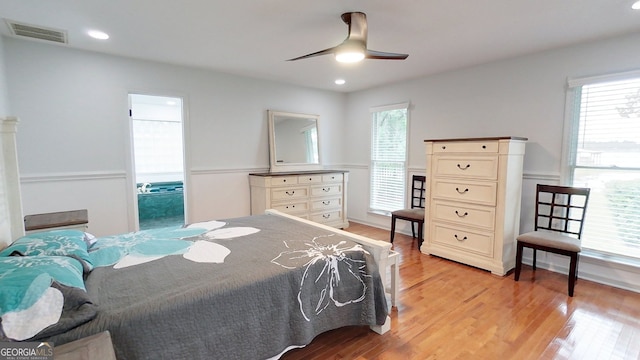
[[0, 116, 24, 247]]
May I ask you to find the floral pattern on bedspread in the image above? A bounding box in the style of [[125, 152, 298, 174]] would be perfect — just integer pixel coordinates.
[[0, 256, 95, 341], [271, 234, 371, 321], [89, 220, 260, 269], [87, 219, 380, 327]]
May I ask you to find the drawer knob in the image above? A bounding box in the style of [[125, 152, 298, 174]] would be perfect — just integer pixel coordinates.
[[482, 145, 487, 149], [455, 210, 468, 217], [455, 187, 469, 194], [322, 201, 330, 205], [442, 146, 446, 150], [322, 187, 331, 192], [285, 191, 295, 196], [309, 178, 312, 181], [322, 214, 331, 219], [457, 163, 471, 170], [454, 234, 468, 241], [283, 179, 287, 182]]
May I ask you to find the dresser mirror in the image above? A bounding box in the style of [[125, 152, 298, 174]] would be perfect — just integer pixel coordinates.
[[268, 110, 322, 172]]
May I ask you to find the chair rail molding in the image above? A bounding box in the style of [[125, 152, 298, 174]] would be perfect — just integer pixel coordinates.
[[20, 171, 127, 183]]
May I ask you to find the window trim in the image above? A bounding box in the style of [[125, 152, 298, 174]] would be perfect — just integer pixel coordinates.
[[567, 69, 640, 88], [368, 102, 410, 215], [370, 102, 410, 114]]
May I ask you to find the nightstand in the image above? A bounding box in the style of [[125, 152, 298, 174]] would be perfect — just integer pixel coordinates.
[[54, 331, 116, 360]]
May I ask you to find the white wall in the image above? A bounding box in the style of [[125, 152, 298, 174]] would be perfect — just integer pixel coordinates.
[[4, 37, 346, 236], [0, 35, 9, 116], [344, 32, 640, 292]]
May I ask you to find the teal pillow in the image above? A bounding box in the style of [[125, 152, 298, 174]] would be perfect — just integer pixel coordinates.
[[0, 256, 96, 341], [0, 230, 94, 273]]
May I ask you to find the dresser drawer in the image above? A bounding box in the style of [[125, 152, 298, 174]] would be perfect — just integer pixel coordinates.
[[432, 179, 496, 206], [272, 201, 308, 214], [311, 184, 342, 197], [311, 197, 342, 211], [432, 200, 495, 230], [431, 223, 494, 257], [298, 175, 322, 184], [432, 156, 498, 180], [322, 173, 343, 182], [271, 187, 308, 200], [271, 176, 298, 186], [310, 210, 342, 224], [432, 141, 499, 153]]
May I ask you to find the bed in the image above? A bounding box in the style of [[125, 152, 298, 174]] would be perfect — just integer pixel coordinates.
[[0, 209, 393, 359]]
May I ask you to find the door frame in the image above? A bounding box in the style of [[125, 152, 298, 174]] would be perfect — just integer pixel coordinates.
[[125, 92, 190, 231]]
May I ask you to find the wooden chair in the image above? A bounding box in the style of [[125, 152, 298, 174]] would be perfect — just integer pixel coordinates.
[[390, 175, 426, 249], [514, 184, 590, 296]]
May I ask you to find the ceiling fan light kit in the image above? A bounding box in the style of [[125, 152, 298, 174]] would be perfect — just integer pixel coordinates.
[[335, 40, 366, 63], [288, 12, 408, 62]]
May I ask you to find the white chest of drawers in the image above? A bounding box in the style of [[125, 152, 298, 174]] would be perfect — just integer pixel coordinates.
[[423, 137, 527, 275], [249, 171, 349, 228]]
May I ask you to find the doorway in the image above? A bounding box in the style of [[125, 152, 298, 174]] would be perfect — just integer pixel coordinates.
[[129, 94, 185, 230]]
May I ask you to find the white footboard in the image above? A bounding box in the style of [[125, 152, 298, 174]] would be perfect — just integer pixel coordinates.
[[265, 209, 394, 334]]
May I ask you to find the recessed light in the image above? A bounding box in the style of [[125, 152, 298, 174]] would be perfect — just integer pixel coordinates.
[[335, 79, 346, 85], [88, 30, 109, 40], [633, 0, 640, 9]]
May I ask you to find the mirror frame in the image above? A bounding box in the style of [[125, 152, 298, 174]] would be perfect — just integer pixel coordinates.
[[268, 110, 322, 173]]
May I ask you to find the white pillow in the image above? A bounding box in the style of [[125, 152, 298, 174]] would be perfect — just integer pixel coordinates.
[[83, 232, 97, 248]]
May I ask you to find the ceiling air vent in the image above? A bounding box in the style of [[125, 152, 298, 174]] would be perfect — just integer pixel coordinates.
[[5, 19, 67, 44]]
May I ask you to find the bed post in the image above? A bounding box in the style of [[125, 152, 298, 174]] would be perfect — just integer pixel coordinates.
[[370, 315, 392, 335], [0, 116, 24, 249]]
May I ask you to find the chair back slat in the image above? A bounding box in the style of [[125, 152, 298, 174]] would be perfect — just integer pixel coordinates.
[[411, 175, 427, 209], [534, 184, 590, 239]]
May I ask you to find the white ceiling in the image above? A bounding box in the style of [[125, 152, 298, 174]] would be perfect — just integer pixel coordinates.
[[1, 0, 640, 93]]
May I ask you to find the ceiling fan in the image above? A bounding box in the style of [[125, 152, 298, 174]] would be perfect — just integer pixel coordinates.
[[287, 12, 408, 63]]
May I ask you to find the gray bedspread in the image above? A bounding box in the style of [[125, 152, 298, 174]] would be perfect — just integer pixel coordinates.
[[45, 214, 388, 359]]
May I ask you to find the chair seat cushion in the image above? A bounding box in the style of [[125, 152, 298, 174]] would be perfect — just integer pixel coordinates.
[[392, 208, 424, 221], [517, 230, 581, 252]]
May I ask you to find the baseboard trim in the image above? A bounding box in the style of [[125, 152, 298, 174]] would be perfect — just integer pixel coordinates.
[[508, 253, 640, 294]]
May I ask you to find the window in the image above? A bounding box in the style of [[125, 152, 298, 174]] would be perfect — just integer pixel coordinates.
[[566, 72, 640, 259], [369, 103, 409, 214]]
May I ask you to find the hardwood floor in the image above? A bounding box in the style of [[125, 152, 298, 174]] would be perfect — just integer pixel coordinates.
[[282, 222, 640, 360]]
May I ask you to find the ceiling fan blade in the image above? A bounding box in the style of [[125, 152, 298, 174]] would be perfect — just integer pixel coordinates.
[[287, 46, 336, 61], [365, 49, 409, 60]]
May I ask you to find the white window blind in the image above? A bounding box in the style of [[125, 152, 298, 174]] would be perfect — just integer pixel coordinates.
[[567, 74, 640, 259], [369, 103, 409, 214]]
